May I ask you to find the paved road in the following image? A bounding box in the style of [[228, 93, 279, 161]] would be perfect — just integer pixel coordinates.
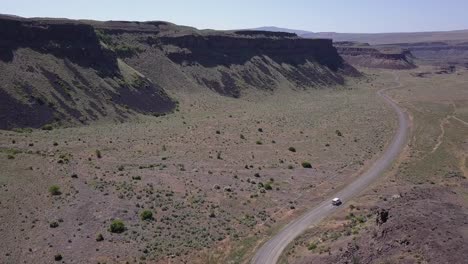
[[251, 74, 409, 264]]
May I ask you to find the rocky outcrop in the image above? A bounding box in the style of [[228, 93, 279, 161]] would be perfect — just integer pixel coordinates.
[[0, 17, 118, 75], [335, 45, 416, 69], [379, 41, 468, 65], [158, 35, 344, 70], [133, 32, 357, 97], [0, 16, 176, 130]]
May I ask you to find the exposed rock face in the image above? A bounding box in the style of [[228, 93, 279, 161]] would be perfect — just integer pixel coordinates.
[[0, 16, 175, 130], [335, 44, 416, 69], [0, 16, 358, 129], [0, 17, 117, 75], [379, 41, 468, 65], [131, 32, 358, 97], [159, 35, 343, 70]]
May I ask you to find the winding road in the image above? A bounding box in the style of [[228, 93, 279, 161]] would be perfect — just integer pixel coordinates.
[[251, 74, 409, 264]]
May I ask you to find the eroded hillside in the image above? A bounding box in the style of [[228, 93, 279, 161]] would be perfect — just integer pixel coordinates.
[[0, 16, 358, 130]]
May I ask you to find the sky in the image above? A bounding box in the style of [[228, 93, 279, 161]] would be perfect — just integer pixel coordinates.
[[2, 0, 468, 33]]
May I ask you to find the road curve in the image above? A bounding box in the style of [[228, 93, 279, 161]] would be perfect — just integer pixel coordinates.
[[251, 74, 409, 264]]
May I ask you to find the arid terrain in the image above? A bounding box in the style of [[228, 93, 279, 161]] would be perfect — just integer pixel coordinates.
[[279, 66, 468, 264], [1, 15, 468, 264]]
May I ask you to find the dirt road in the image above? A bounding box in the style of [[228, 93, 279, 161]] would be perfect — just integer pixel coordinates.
[[251, 74, 409, 264]]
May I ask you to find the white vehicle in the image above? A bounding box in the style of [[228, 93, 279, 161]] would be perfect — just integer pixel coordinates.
[[332, 197, 342, 206]]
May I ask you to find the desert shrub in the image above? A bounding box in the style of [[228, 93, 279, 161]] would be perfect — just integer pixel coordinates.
[[132, 176, 142, 180], [13, 127, 33, 133], [42, 124, 53, 131], [109, 220, 125, 233], [54, 254, 63, 261], [113, 45, 142, 58], [240, 134, 245, 140], [264, 182, 273, 190], [301, 162, 312, 168], [256, 140, 263, 145], [258, 128, 263, 132], [49, 221, 59, 228], [95, 30, 113, 45], [288, 147, 296, 152], [288, 165, 294, 169], [96, 233, 104, 241], [216, 130, 221, 134], [7, 154, 15, 159], [118, 165, 124, 171], [95, 149, 102, 159], [49, 185, 61, 195], [308, 242, 317, 251], [336, 130, 343, 137], [140, 210, 153, 221]]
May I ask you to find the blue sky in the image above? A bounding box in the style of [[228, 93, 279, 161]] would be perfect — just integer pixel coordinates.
[[2, 0, 468, 33]]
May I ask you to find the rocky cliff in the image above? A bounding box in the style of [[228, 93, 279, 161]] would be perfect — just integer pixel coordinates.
[[377, 41, 468, 66], [335, 42, 416, 69], [0, 16, 357, 129]]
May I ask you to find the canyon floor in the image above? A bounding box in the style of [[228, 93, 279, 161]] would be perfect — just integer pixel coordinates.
[[0, 65, 467, 264], [0, 69, 397, 263]]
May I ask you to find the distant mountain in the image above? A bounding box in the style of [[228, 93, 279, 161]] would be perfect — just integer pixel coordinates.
[[252, 26, 312, 36]]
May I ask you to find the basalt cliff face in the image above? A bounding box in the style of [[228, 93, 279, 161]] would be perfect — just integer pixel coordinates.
[[378, 41, 468, 66], [335, 42, 416, 69], [0, 16, 357, 130]]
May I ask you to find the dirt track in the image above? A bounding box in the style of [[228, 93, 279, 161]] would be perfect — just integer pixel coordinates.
[[250, 74, 409, 264]]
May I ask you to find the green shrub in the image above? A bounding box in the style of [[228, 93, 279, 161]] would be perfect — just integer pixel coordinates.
[[308, 242, 317, 251], [288, 147, 296, 152], [301, 162, 312, 168], [42, 124, 53, 131], [140, 210, 153, 221], [109, 220, 125, 233], [95, 149, 102, 159], [264, 182, 273, 190], [7, 154, 15, 160], [256, 140, 263, 145], [95, 30, 113, 45], [49, 185, 61, 195]]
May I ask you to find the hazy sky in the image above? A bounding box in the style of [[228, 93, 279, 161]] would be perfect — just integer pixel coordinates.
[[2, 0, 468, 33]]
